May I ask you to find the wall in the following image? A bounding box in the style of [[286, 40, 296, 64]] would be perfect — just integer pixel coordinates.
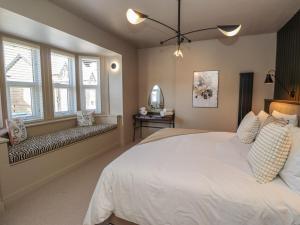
[[138, 33, 276, 132], [0, 0, 138, 145], [0, 116, 121, 206], [274, 10, 300, 101]]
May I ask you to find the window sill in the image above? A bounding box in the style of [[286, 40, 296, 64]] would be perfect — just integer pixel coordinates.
[[26, 116, 77, 128], [1, 114, 115, 133]]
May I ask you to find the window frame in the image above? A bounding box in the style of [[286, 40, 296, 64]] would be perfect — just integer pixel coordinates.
[[78, 56, 101, 113], [50, 49, 77, 118], [2, 37, 44, 122]]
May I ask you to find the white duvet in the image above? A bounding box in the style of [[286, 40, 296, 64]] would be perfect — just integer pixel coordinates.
[[84, 132, 300, 225]]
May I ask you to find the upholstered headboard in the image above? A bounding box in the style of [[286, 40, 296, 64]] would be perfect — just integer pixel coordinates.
[[264, 99, 300, 126]]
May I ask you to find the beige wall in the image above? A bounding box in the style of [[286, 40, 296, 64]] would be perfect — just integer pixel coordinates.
[[0, 0, 138, 144], [139, 33, 276, 132], [0, 116, 121, 205]]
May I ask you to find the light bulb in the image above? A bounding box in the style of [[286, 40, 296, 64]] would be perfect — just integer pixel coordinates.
[[174, 47, 183, 58]]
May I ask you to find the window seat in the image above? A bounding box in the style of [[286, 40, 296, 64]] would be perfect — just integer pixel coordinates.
[[8, 123, 117, 164]]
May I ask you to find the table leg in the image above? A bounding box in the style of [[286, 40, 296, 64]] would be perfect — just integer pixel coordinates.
[[140, 121, 142, 138], [133, 120, 136, 141]]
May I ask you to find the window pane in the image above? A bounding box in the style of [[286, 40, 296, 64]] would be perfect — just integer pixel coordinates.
[[3, 42, 38, 82], [85, 89, 97, 110], [3, 39, 43, 121], [81, 59, 98, 85], [10, 87, 33, 117], [54, 88, 69, 112], [51, 52, 72, 85]]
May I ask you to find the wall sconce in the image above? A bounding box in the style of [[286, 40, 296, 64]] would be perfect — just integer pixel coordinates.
[[264, 69, 295, 98], [111, 62, 119, 72]]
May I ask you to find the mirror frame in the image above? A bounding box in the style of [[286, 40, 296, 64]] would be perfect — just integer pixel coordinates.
[[148, 85, 165, 110]]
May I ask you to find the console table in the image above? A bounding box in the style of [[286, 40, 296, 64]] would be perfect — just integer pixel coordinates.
[[133, 113, 175, 141]]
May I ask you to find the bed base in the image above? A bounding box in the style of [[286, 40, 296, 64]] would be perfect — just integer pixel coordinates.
[[102, 215, 137, 225]]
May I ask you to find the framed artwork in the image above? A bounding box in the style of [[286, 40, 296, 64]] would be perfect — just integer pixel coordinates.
[[193, 71, 219, 108]]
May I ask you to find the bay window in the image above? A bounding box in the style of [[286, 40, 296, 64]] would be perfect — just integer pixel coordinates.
[[3, 38, 44, 121], [51, 50, 77, 117], [79, 57, 101, 113]]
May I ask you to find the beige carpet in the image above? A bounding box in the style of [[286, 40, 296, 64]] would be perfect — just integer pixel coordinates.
[[0, 144, 135, 225]]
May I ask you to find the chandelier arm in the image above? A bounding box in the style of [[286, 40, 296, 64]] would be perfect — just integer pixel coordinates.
[[181, 27, 217, 36], [160, 35, 178, 45], [181, 35, 191, 42], [160, 34, 191, 45], [147, 17, 178, 33]]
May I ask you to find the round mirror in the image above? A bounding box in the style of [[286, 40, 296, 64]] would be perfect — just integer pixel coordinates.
[[148, 85, 164, 110]]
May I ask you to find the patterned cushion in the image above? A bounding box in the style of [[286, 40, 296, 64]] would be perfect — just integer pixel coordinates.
[[237, 111, 260, 144], [248, 123, 292, 183], [8, 124, 117, 164], [258, 115, 288, 134], [77, 110, 95, 126], [6, 118, 27, 145]]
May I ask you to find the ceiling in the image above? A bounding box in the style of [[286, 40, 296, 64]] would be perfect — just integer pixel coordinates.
[[0, 8, 118, 56], [50, 0, 300, 48]]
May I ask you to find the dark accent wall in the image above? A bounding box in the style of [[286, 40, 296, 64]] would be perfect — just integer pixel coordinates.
[[274, 10, 300, 101]]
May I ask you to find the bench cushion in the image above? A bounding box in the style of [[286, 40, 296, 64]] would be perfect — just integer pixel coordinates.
[[8, 124, 117, 164]]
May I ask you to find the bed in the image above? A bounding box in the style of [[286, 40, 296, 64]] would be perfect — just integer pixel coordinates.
[[84, 100, 300, 225]]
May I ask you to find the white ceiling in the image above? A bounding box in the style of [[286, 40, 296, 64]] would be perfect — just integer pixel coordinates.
[[50, 0, 300, 48]]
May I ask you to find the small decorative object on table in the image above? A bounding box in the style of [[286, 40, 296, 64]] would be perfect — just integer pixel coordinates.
[[160, 108, 174, 117], [139, 107, 148, 116]]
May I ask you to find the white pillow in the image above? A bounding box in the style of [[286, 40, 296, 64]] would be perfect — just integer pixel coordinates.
[[280, 127, 300, 192], [272, 110, 298, 127], [257, 110, 269, 126], [77, 110, 95, 127], [237, 111, 260, 144], [248, 123, 292, 183]]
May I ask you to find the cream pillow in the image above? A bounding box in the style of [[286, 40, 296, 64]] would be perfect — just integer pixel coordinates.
[[257, 110, 269, 127], [272, 110, 298, 127], [280, 127, 300, 192], [248, 123, 292, 183], [237, 111, 260, 144]]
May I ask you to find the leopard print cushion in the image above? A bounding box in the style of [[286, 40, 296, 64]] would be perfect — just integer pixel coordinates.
[[8, 124, 117, 164]]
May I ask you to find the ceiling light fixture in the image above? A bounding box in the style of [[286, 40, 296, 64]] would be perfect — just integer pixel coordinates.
[[174, 46, 183, 58], [127, 0, 242, 58]]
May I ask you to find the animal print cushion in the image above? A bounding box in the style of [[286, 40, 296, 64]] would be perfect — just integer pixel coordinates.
[[8, 124, 117, 164], [77, 110, 95, 126], [6, 118, 27, 145]]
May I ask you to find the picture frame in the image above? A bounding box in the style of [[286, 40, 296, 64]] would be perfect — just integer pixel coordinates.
[[192, 71, 219, 108]]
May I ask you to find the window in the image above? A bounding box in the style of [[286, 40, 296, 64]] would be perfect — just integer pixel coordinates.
[[79, 57, 101, 113], [3, 38, 44, 121], [51, 51, 77, 117]]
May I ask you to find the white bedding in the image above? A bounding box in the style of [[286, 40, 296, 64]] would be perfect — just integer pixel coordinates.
[[84, 132, 300, 225]]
